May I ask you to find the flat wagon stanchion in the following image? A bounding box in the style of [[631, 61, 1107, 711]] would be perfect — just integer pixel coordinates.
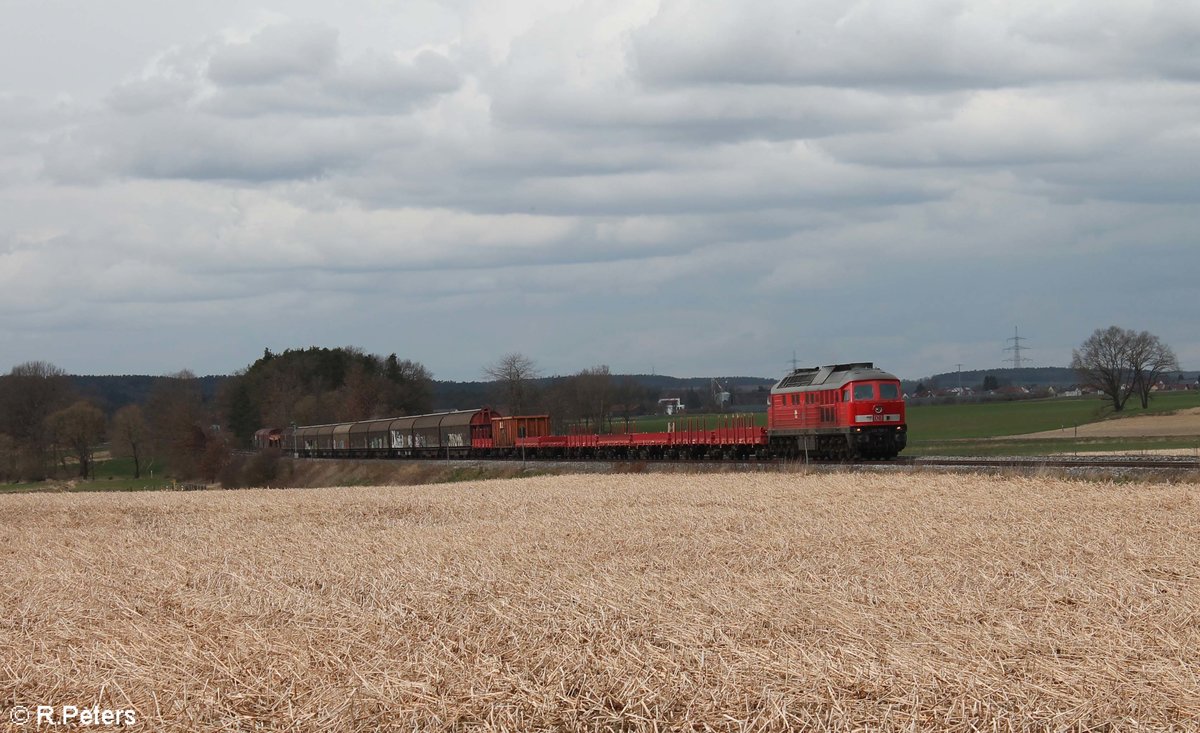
[[522, 414, 769, 461]]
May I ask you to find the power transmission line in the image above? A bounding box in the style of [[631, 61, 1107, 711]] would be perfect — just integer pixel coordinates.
[[1003, 327, 1030, 369]]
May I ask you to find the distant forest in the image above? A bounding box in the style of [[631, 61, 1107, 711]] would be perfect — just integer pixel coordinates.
[[903, 367, 1081, 393], [905, 366, 1199, 395], [70, 366, 1199, 415], [75, 364, 1200, 416], [70, 371, 776, 417], [43, 349, 775, 477], [7, 349, 1194, 485]]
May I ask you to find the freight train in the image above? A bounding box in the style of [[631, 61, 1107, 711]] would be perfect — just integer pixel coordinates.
[[255, 362, 907, 461]]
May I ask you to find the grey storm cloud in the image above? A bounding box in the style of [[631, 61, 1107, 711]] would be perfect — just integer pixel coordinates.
[[2, 1, 1199, 379], [630, 0, 1200, 89]]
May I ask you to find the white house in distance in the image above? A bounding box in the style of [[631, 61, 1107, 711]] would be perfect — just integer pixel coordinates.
[[658, 397, 684, 415]]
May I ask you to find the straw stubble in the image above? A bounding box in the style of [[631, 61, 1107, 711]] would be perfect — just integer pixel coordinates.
[[2, 473, 1198, 730]]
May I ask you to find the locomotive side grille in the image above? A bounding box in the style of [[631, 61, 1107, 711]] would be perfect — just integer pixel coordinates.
[[777, 371, 818, 389]]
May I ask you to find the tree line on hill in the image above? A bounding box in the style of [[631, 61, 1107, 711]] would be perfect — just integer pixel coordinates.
[[0, 347, 766, 485], [0, 361, 152, 482], [0, 349, 437, 484], [904, 367, 1082, 396], [5, 326, 1176, 484]]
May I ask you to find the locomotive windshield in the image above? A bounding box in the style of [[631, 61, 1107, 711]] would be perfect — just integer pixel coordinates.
[[850, 382, 900, 400]]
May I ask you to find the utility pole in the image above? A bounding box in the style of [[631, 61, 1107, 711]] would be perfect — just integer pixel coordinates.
[[1004, 327, 1029, 369], [956, 363, 963, 397], [789, 350, 800, 372]]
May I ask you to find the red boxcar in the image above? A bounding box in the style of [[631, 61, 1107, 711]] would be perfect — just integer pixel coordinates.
[[488, 415, 551, 449]]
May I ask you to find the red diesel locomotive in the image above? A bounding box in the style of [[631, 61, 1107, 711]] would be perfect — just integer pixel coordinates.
[[261, 362, 907, 461], [767, 362, 906, 459]]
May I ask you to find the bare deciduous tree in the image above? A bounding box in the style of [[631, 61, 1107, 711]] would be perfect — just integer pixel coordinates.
[[1071, 326, 1179, 412], [337, 361, 383, 421], [1072, 326, 1137, 412], [0, 361, 73, 479], [0, 433, 17, 482], [46, 401, 106, 479], [147, 370, 209, 478], [111, 404, 150, 478], [572, 365, 614, 430], [1128, 331, 1179, 409], [484, 353, 540, 415], [613, 376, 650, 424]]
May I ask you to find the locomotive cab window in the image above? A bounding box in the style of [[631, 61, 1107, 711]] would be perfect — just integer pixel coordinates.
[[853, 384, 874, 400], [879, 383, 900, 400]]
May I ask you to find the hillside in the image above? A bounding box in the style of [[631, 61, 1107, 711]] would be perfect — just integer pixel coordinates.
[[71, 374, 227, 412], [436, 374, 775, 411], [906, 367, 1200, 395], [68, 373, 778, 414], [906, 367, 1078, 392]]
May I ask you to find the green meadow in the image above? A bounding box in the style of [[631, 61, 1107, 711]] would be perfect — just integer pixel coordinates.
[[0, 456, 169, 494], [905, 391, 1200, 456]]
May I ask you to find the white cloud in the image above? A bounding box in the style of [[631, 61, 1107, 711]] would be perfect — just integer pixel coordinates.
[[207, 22, 340, 86]]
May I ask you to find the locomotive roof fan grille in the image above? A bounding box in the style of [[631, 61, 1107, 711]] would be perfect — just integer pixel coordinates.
[[777, 362, 875, 389]]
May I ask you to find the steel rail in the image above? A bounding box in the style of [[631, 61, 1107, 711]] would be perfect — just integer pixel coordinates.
[[285, 453, 1200, 472]]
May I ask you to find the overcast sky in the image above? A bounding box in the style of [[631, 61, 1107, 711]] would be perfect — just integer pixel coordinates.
[[1, 1, 1197, 381]]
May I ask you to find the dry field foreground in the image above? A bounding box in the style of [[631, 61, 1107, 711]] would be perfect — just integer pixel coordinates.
[[2, 474, 1199, 731]]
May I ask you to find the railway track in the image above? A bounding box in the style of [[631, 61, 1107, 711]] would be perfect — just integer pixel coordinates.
[[286, 453, 1200, 474], [678, 455, 1200, 472], [904, 455, 1200, 472]]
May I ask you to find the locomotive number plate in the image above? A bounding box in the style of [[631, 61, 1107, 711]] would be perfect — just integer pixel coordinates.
[[855, 414, 901, 423]]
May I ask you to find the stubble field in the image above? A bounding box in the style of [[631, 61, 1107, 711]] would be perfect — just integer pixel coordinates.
[[2, 472, 1199, 731]]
